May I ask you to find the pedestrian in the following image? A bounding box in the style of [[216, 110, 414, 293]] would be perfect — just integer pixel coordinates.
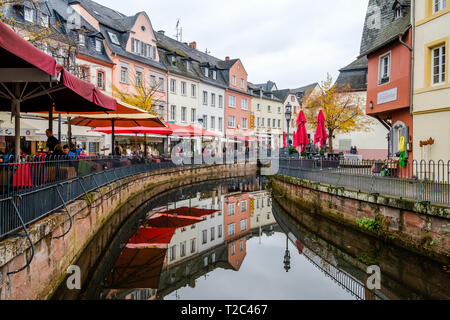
[[63, 145, 75, 160], [76, 145, 83, 157], [46, 129, 60, 153]]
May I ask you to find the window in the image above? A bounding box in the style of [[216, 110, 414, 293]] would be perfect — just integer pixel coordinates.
[[240, 240, 244, 251], [80, 67, 89, 81], [228, 223, 235, 236], [191, 84, 196, 97], [268, 105, 271, 113], [212, 70, 217, 80], [95, 39, 102, 52], [185, 60, 190, 70], [40, 13, 49, 27], [204, 67, 209, 77], [212, 253, 216, 263], [181, 107, 187, 122], [180, 241, 186, 257], [150, 75, 156, 87], [231, 244, 236, 255], [241, 99, 248, 110], [261, 118, 265, 127], [378, 52, 391, 84], [211, 116, 215, 130], [229, 95, 236, 107], [135, 68, 143, 87], [219, 95, 223, 108], [394, 6, 403, 19], [257, 104, 261, 111], [78, 34, 85, 46], [228, 203, 235, 215], [120, 66, 128, 84], [191, 108, 196, 123], [202, 230, 207, 244], [210, 227, 215, 241], [433, 0, 447, 13], [170, 79, 176, 93], [242, 118, 248, 129], [132, 38, 140, 54], [232, 75, 236, 86], [211, 93, 216, 106], [228, 116, 235, 128], [203, 91, 208, 105], [278, 106, 281, 114], [159, 77, 165, 91], [204, 256, 208, 267], [219, 117, 223, 132], [257, 117, 260, 127], [240, 219, 247, 231], [273, 119, 276, 128], [170, 105, 176, 121], [218, 225, 222, 238], [190, 238, 196, 253], [181, 81, 186, 95], [241, 78, 244, 88], [203, 115, 208, 129], [278, 119, 281, 128], [108, 32, 120, 45], [24, 7, 34, 22], [432, 45, 446, 85], [97, 71, 104, 90], [170, 245, 176, 261], [241, 200, 247, 212]]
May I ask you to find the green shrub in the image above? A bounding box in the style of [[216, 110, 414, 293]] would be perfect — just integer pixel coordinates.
[[356, 217, 381, 232]]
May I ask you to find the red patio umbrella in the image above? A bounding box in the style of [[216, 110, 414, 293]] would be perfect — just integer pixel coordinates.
[[314, 110, 328, 149], [283, 132, 287, 148], [293, 129, 298, 148], [92, 126, 173, 135], [296, 110, 309, 153]]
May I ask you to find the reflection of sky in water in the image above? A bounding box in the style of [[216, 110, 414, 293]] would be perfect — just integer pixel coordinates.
[[164, 232, 356, 300]]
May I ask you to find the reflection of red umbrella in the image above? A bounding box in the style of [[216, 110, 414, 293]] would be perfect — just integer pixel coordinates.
[[146, 215, 201, 229], [165, 207, 219, 218], [296, 110, 309, 152], [128, 228, 176, 246], [314, 110, 328, 149]]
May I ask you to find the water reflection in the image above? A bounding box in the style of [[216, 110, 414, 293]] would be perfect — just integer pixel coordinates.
[[87, 177, 449, 301]]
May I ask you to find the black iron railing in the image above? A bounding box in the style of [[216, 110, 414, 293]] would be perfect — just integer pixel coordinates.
[[279, 158, 450, 206]]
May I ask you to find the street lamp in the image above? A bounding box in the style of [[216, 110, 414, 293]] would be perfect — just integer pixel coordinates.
[[285, 103, 292, 150], [283, 233, 291, 272]]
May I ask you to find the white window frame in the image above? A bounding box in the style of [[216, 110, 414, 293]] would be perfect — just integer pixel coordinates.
[[40, 13, 49, 27], [191, 108, 196, 123], [433, 0, 447, 14], [190, 238, 196, 253], [24, 7, 34, 23], [95, 39, 102, 52], [135, 67, 144, 87], [202, 230, 207, 244], [228, 116, 235, 128], [241, 78, 244, 88], [170, 79, 176, 94], [78, 34, 85, 47], [180, 241, 186, 257], [232, 75, 236, 86], [181, 81, 186, 95], [229, 95, 236, 107], [228, 203, 235, 215], [228, 223, 235, 237], [170, 105, 176, 121], [191, 84, 196, 97], [181, 106, 187, 122], [120, 65, 129, 84], [97, 71, 104, 89], [219, 95, 223, 108], [203, 91, 208, 105], [211, 116, 215, 129], [211, 93, 216, 107], [241, 98, 248, 110], [218, 225, 222, 238], [210, 227, 215, 241], [219, 117, 223, 132], [432, 45, 446, 85], [242, 118, 248, 129], [378, 52, 391, 85]]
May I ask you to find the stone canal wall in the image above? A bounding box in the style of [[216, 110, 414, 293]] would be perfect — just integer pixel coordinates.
[[271, 175, 450, 263], [0, 163, 257, 300]]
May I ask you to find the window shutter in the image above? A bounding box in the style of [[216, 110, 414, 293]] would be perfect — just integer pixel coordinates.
[[402, 126, 409, 159], [131, 38, 135, 52], [388, 128, 394, 157]]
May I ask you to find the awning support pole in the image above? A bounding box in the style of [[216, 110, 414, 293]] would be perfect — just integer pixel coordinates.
[[111, 119, 115, 156], [14, 83, 20, 161]]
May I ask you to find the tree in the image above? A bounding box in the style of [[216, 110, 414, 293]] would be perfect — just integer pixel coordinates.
[[301, 74, 373, 153], [112, 77, 163, 117]]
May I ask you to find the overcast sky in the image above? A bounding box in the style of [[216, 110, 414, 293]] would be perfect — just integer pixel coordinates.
[[96, 0, 369, 89]]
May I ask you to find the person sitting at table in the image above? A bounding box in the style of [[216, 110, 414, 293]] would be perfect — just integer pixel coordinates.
[[53, 144, 65, 156], [76, 145, 83, 158], [63, 145, 75, 160]]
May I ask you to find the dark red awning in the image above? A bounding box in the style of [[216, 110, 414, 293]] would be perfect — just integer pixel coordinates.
[[164, 207, 220, 218], [0, 21, 57, 76], [128, 228, 176, 245], [146, 215, 201, 229]]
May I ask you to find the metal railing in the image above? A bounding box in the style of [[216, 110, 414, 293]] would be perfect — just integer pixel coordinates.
[[279, 158, 450, 206]]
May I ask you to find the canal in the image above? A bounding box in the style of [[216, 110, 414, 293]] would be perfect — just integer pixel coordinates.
[[52, 177, 450, 300]]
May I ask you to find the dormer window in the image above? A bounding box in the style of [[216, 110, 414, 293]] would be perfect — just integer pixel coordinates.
[[185, 60, 190, 70], [212, 70, 217, 80], [40, 13, 49, 27], [171, 56, 176, 66], [95, 39, 102, 52], [204, 67, 209, 77], [108, 32, 120, 46], [78, 34, 85, 47], [394, 5, 403, 19], [24, 7, 34, 22]]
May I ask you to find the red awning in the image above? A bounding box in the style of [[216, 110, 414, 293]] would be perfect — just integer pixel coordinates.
[[146, 215, 201, 229], [164, 207, 220, 218], [92, 126, 173, 135], [128, 228, 176, 245], [0, 21, 58, 77], [106, 247, 166, 290]]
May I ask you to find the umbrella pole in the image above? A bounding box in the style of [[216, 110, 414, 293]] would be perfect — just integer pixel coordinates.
[[144, 133, 147, 158], [111, 119, 115, 156], [48, 104, 53, 132], [58, 114, 62, 143], [13, 84, 20, 161]]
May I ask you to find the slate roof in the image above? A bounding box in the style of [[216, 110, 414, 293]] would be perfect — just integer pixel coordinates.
[[254, 81, 277, 92], [272, 89, 293, 102], [359, 0, 411, 57], [248, 82, 282, 102], [156, 32, 228, 88], [335, 56, 368, 92]]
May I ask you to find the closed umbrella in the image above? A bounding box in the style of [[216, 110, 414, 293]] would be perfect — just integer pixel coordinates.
[[283, 132, 287, 148], [314, 110, 328, 149], [296, 110, 309, 153]]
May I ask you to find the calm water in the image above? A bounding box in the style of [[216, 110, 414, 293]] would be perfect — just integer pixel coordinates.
[[59, 177, 450, 300]]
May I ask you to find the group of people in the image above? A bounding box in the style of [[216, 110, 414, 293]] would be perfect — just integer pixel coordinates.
[[45, 129, 88, 159]]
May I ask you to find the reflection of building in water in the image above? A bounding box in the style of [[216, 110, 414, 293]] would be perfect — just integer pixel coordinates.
[[106, 288, 157, 300], [250, 191, 275, 229]]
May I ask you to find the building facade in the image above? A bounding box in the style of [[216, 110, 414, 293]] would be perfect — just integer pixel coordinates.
[[413, 0, 450, 161], [361, 0, 413, 165]]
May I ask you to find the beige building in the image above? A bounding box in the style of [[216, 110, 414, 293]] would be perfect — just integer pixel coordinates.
[[413, 0, 450, 161]]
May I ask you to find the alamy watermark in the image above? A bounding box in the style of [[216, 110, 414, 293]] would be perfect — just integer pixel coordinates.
[[366, 265, 381, 290], [66, 265, 81, 290]]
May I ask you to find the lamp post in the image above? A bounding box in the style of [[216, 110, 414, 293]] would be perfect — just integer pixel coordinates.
[[283, 233, 291, 272], [285, 103, 292, 154]]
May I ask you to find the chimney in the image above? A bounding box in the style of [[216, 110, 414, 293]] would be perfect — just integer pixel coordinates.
[[157, 30, 165, 35], [189, 41, 197, 49], [225, 56, 230, 61]]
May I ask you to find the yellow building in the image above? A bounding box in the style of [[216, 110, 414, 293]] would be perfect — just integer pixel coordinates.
[[413, 0, 450, 161]]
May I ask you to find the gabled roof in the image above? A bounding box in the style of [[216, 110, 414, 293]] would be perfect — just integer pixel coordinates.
[[217, 59, 239, 70], [69, 0, 128, 31], [254, 80, 277, 92], [272, 89, 294, 102], [359, 0, 411, 57]]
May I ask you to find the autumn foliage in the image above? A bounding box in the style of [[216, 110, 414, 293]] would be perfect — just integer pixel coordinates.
[[301, 74, 372, 153]]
